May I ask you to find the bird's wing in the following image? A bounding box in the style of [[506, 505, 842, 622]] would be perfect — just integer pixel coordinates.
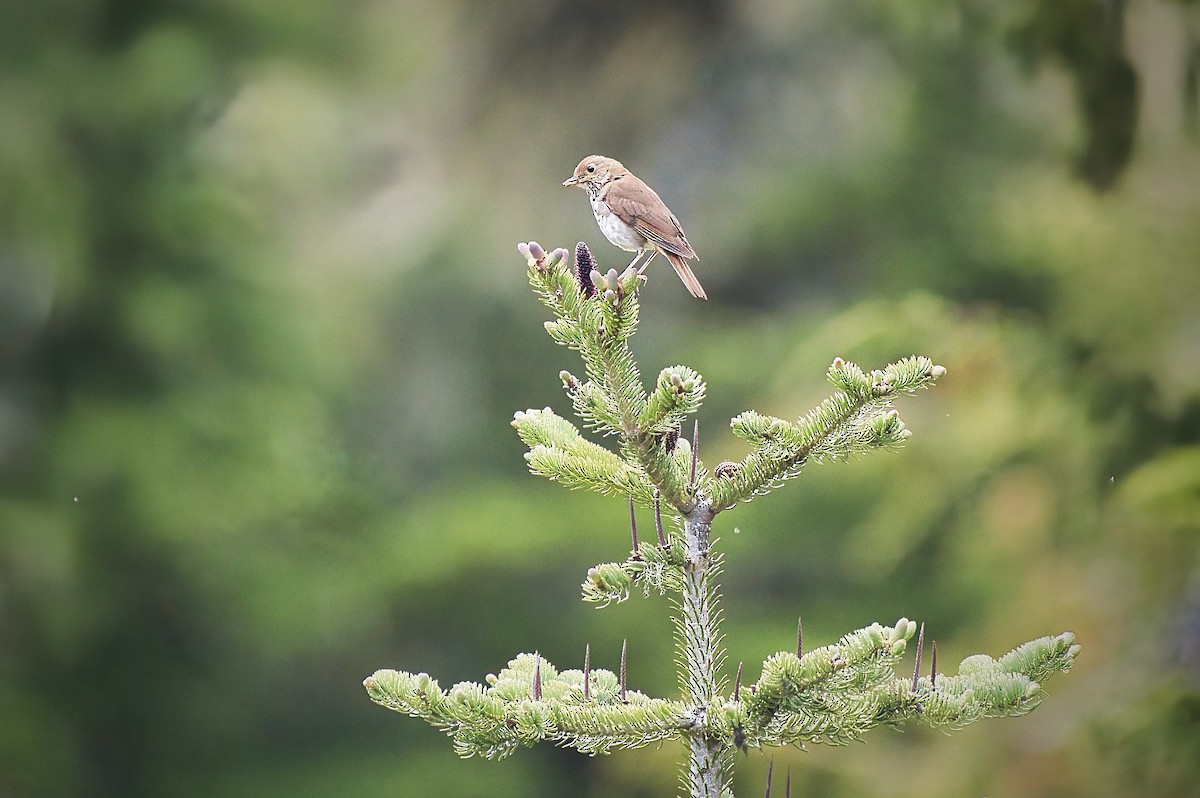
[[609, 176, 698, 260]]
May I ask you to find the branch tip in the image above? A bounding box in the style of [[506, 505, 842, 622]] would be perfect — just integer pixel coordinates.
[[619, 639, 628, 703], [912, 622, 926, 691], [796, 615, 804, 658], [930, 640, 938, 687], [653, 491, 667, 547], [583, 643, 591, 700], [689, 420, 700, 486], [628, 497, 640, 555]]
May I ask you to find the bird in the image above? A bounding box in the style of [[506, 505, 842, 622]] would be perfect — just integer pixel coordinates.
[[563, 155, 707, 299]]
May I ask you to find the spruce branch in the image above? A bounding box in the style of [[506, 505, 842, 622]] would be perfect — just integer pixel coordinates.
[[562, 372, 624, 433], [583, 538, 688, 606], [519, 241, 700, 512], [641, 365, 707, 435], [512, 408, 654, 504], [736, 625, 1080, 748], [364, 653, 690, 759], [708, 356, 945, 510]]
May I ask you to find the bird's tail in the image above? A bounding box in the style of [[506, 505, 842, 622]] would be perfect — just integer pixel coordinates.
[[664, 251, 708, 300]]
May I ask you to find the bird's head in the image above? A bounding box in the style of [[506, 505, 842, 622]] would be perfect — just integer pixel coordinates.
[[563, 155, 625, 190]]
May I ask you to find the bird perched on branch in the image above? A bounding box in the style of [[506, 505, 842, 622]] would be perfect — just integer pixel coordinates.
[[563, 155, 706, 299]]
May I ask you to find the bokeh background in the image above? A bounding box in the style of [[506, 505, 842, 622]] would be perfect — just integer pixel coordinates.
[[2, 1, 1199, 796]]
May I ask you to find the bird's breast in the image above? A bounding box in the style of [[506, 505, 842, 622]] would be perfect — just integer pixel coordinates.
[[590, 195, 644, 252]]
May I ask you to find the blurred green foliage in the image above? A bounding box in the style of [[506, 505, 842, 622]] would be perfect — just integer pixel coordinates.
[[1, 1, 1197, 796]]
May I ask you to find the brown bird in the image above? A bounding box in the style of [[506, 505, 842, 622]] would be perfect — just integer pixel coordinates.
[[563, 155, 707, 299]]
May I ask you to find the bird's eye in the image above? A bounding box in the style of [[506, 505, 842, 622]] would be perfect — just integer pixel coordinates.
[[586, 164, 596, 173]]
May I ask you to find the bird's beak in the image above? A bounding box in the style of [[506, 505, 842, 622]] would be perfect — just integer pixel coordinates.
[[562, 176, 578, 187]]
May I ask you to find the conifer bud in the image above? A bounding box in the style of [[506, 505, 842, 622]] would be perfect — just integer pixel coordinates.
[[618, 263, 641, 294], [714, 461, 739, 479], [575, 242, 598, 297]]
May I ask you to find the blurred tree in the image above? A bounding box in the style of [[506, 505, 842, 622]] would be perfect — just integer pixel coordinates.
[[0, 2, 382, 796], [1010, 0, 1138, 190]]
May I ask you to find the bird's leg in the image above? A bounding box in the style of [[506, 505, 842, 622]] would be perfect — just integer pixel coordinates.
[[625, 249, 647, 273], [635, 249, 658, 275]]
